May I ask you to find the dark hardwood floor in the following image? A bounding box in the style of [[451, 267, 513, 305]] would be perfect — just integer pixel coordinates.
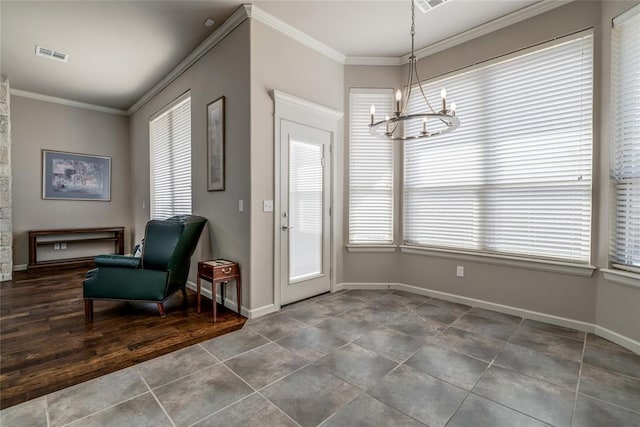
[[0, 268, 247, 409]]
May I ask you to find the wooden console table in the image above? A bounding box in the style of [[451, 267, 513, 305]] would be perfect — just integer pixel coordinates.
[[28, 227, 125, 271], [196, 260, 242, 322]]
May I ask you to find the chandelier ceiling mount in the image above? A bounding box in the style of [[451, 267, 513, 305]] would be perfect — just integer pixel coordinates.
[[369, 0, 460, 141]]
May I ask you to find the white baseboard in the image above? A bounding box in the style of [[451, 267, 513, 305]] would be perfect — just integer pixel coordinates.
[[13, 264, 27, 272], [594, 325, 640, 355], [337, 282, 639, 354], [247, 303, 280, 319], [186, 281, 278, 319], [186, 280, 246, 317]]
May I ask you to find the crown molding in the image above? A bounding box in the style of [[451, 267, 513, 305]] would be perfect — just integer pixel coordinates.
[[10, 89, 128, 116], [400, 0, 573, 63], [272, 89, 343, 120], [127, 4, 251, 115], [248, 4, 346, 65], [123, 0, 571, 113], [345, 56, 402, 66]]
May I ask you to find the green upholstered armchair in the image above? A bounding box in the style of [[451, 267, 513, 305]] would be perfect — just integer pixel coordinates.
[[83, 215, 207, 320]]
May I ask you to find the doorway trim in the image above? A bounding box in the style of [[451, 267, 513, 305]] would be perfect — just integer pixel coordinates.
[[272, 90, 343, 310]]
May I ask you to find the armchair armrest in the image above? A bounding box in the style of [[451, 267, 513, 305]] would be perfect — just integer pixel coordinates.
[[95, 255, 141, 269]]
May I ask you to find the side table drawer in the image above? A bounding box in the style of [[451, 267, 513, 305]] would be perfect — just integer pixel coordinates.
[[199, 262, 239, 281], [213, 264, 238, 280]]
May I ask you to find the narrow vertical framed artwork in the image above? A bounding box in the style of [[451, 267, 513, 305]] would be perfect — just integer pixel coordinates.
[[207, 96, 225, 191]]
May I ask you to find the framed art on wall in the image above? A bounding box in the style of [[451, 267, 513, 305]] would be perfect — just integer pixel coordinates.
[[42, 150, 111, 201], [207, 96, 225, 191]]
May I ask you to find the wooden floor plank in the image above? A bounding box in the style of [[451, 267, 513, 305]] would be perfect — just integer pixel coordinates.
[[0, 268, 247, 409]]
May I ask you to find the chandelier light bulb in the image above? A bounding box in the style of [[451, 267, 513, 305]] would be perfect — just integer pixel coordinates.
[[367, 1, 459, 141], [451, 101, 457, 115]]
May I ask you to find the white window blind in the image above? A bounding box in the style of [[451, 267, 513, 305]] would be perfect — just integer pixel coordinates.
[[404, 33, 593, 263], [349, 89, 394, 244], [150, 92, 192, 220], [611, 5, 640, 271]]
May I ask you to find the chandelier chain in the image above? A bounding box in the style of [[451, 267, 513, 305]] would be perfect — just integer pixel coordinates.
[[368, 0, 460, 141]]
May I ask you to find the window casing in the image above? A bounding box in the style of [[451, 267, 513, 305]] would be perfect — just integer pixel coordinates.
[[404, 33, 594, 264], [150, 92, 192, 220], [348, 89, 394, 244], [610, 5, 640, 272]]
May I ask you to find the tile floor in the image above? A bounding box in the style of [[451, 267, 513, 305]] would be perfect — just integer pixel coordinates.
[[1, 289, 639, 427]]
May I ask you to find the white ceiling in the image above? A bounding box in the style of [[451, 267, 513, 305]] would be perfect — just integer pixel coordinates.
[[1, 0, 545, 110]]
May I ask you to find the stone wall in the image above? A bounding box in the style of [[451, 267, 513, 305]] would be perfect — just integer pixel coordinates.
[[0, 74, 12, 281]]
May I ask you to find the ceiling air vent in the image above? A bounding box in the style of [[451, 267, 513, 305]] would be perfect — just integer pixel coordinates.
[[35, 45, 68, 63], [415, 0, 449, 13]]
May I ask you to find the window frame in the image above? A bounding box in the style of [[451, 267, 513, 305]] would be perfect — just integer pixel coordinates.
[[609, 4, 640, 275], [347, 88, 396, 248], [149, 91, 192, 220], [402, 30, 595, 267]]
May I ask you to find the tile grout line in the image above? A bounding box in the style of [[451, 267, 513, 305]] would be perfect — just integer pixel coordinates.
[[56, 390, 150, 427], [186, 392, 259, 427], [183, 345, 265, 426], [569, 331, 588, 426], [447, 317, 563, 426], [212, 336, 365, 427], [315, 391, 367, 427], [145, 358, 220, 390], [45, 396, 51, 427], [141, 376, 176, 427], [575, 390, 640, 416], [442, 319, 519, 427], [580, 359, 640, 382], [199, 344, 302, 426], [215, 356, 302, 427]]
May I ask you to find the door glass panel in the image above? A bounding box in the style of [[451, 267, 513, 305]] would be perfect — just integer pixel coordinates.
[[289, 137, 323, 282]]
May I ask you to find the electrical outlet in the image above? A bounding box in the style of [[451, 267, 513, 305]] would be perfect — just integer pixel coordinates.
[[53, 243, 60, 250], [456, 265, 464, 277], [60, 243, 67, 250]]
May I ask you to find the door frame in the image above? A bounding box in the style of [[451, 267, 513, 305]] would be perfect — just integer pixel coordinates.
[[273, 90, 343, 309]]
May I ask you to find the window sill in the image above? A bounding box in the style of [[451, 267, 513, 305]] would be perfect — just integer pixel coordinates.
[[601, 269, 640, 290], [399, 245, 596, 277], [346, 244, 397, 253]]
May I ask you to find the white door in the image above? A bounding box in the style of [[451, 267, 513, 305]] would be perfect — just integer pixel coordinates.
[[280, 120, 331, 305]]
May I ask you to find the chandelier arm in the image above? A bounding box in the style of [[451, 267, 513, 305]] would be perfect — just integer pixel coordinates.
[[412, 60, 438, 115], [402, 59, 414, 114], [367, 0, 460, 142]]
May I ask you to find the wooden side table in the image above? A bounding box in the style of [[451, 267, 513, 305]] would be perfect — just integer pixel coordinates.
[[196, 260, 242, 322]]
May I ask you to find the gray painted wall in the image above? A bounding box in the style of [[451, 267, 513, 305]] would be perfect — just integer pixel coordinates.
[[129, 20, 251, 309], [249, 20, 345, 310], [595, 0, 640, 341], [343, 0, 640, 340], [11, 96, 131, 267]]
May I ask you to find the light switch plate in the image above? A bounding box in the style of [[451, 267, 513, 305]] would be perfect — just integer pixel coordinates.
[[263, 200, 273, 212], [238, 200, 244, 212]]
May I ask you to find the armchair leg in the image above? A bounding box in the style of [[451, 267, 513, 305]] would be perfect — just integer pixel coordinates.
[[181, 286, 188, 304], [157, 303, 166, 317], [84, 299, 94, 321]]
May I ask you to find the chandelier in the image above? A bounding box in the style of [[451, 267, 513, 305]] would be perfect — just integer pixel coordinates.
[[369, 0, 459, 141]]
